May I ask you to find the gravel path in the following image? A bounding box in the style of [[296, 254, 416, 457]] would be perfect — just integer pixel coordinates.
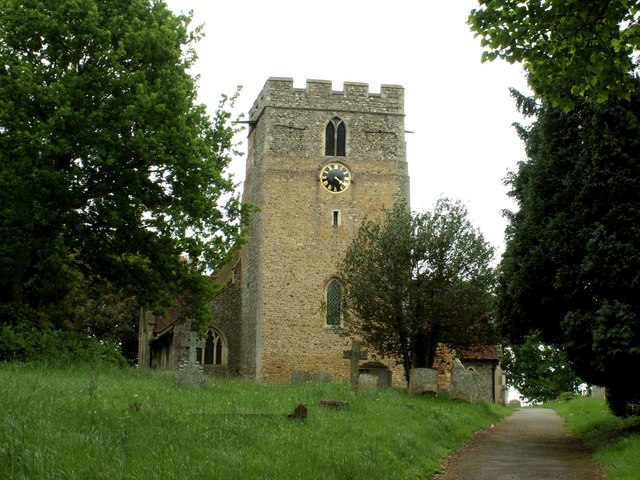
[[434, 408, 607, 480]]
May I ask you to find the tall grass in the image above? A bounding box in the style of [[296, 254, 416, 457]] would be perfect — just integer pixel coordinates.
[[0, 363, 508, 479], [549, 396, 640, 480]]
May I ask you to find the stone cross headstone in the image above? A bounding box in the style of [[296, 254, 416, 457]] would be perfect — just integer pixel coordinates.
[[342, 339, 367, 389], [175, 331, 205, 387]]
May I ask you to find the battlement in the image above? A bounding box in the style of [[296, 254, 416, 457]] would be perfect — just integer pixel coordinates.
[[249, 77, 404, 122]]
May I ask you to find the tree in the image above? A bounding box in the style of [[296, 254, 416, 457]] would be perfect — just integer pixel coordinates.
[[69, 275, 140, 363], [501, 331, 583, 403], [339, 199, 496, 383], [468, 1, 640, 108], [499, 85, 640, 415], [0, 1, 250, 332]]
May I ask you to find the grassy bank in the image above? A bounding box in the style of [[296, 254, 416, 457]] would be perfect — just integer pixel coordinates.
[[548, 396, 640, 480], [0, 363, 508, 479]]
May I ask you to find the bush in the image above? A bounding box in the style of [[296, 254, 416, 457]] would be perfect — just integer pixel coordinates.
[[0, 323, 127, 367], [605, 384, 640, 417]]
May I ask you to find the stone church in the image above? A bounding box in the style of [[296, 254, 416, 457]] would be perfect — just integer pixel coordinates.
[[138, 78, 504, 401]]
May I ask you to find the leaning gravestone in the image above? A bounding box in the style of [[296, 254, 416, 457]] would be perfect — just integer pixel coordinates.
[[451, 368, 482, 403], [175, 331, 205, 388], [408, 368, 438, 395]]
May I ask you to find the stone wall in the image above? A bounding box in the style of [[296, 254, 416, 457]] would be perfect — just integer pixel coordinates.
[[208, 260, 243, 376], [466, 361, 499, 403], [241, 78, 409, 383], [140, 78, 415, 388]]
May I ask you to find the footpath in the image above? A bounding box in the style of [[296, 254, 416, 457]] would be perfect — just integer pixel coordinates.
[[434, 408, 607, 480]]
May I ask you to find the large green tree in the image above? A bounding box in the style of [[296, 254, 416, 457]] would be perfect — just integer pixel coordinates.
[[469, 1, 640, 108], [499, 86, 640, 415], [0, 1, 249, 332], [501, 331, 583, 403], [339, 199, 496, 383]]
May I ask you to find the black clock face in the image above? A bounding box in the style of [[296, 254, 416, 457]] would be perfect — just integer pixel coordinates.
[[320, 163, 351, 193]]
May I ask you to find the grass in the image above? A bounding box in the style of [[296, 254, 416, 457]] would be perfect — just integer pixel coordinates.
[[0, 363, 509, 480], [547, 396, 640, 480]]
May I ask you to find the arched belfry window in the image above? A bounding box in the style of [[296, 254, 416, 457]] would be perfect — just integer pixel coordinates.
[[326, 279, 342, 327], [196, 327, 226, 366], [325, 117, 346, 156]]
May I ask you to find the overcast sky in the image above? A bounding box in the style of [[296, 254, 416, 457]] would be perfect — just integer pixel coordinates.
[[164, 0, 531, 260]]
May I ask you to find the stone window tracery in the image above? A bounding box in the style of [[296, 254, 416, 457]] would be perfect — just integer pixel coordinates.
[[196, 327, 226, 366], [325, 117, 346, 156]]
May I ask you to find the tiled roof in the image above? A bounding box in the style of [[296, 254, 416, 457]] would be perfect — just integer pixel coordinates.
[[460, 344, 499, 361]]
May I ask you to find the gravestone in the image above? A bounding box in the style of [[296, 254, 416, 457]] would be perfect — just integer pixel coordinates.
[[451, 367, 483, 403], [408, 368, 438, 395], [287, 404, 308, 419], [175, 331, 204, 387], [311, 371, 331, 383], [358, 373, 379, 390], [291, 370, 311, 384], [359, 361, 392, 388], [342, 339, 368, 389]]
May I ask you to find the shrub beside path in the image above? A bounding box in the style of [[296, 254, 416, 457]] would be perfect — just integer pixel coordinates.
[[434, 408, 607, 480]]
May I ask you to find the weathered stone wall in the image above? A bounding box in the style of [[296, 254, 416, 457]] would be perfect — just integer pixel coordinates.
[[242, 78, 409, 383], [208, 264, 243, 376], [455, 361, 497, 403]]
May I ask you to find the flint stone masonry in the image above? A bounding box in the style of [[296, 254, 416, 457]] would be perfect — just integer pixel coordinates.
[[139, 78, 505, 401], [409, 368, 439, 395], [138, 77, 505, 404], [250, 78, 404, 119], [450, 368, 484, 403], [239, 78, 409, 384], [459, 361, 498, 403]]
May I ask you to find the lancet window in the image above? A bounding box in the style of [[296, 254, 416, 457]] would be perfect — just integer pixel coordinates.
[[325, 117, 346, 156]]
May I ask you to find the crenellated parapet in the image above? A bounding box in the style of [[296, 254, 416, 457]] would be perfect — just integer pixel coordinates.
[[249, 77, 404, 122]]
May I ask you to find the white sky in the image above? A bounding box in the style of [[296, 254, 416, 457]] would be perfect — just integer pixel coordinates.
[[165, 0, 531, 259]]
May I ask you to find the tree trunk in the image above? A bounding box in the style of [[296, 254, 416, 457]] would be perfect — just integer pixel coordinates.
[[426, 323, 441, 368], [398, 317, 412, 384]]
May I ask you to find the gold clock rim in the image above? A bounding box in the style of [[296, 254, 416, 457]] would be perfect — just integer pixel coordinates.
[[319, 162, 352, 193]]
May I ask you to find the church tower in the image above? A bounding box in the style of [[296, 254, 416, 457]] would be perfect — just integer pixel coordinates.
[[139, 77, 502, 401], [236, 78, 409, 381]]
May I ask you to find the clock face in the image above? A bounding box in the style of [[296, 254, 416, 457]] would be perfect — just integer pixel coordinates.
[[320, 163, 351, 193]]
